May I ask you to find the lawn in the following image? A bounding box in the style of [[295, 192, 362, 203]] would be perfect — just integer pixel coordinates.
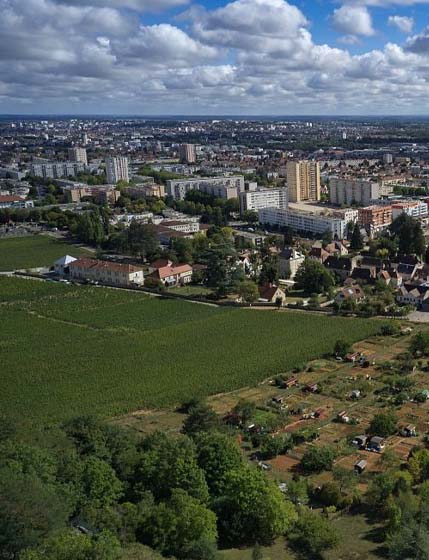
[[0, 234, 92, 271], [0, 277, 381, 428]]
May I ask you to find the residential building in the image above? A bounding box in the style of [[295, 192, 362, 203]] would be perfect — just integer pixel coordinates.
[[358, 205, 392, 234], [234, 231, 266, 248], [178, 144, 197, 164], [278, 248, 305, 279], [63, 185, 120, 204], [30, 161, 88, 179], [54, 255, 77, 276], [124, 184, 165, 199], [239, 187, 288, 214], [160, 220, 200, 234], [148, 259, 193, 286], [69, 258, 144, 286], [68, 147, 88, 165], [166, 176, 245, 200], [329, 178, 379, 206], [258, 285, 286, 304], [0, 195, 34, 209], [392, 200, 428, 220], [259, 207, 348, 239], [105, 156, 129, 184], [286, 161, 320, 202]]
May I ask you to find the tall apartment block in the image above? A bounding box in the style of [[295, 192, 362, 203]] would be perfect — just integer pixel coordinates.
[[286, 161, 321, 202], [105, 156, 129, 184], [329, 178, 379, 206], [68, 147, 88, 165], [179, 144, 197, 164]]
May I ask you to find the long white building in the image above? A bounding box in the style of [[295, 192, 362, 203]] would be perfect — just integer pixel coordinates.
[[239, 187, 288, 214], [259, 207, 348, 239], [30, 161, 89, 179], [329, 177, 379, 206], [166, 176, 245, 200]]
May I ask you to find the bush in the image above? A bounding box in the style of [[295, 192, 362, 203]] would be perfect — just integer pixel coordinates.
[[300, 446, 337, 474], [368, 411, 397, 437]]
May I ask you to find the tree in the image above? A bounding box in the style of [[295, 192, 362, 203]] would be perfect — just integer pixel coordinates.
[[80, 457, 123, 508], [390, 214, 425, 256], [127, 222, 159, 262], [215, 466, 297, 546], [334, 339, 350, 358], [300, 446, 337, 474], [140, 489, 218, 559], [290, 509, 339, 556], [410, 332, 429, 356], [295, 259, 335, 294], [20, 530, 121, 560], [237, 280, 259, 303], [0, 469, 71, 556], [369, 412, 397, 438], [350, 223, 364, 251], [182, 402, 221, 438], [204, 244, 243, 296], [195, 432, 243, 497], [136, 432, 209, 504]]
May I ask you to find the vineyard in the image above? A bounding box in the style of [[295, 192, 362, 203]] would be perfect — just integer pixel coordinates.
[[0, 235, 92, 271], [0, 277, 381, 427]]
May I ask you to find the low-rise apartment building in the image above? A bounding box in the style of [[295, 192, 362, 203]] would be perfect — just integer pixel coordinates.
[[392, 200, 428, 220], [68, 258, 144, 286], [166, 176, 244, 200], [124, 184, 165, 199], [0, 195, 34, 209], [239, 187, 288, 214], [358, 205, 392, 234], [258, 208, 348, 239]]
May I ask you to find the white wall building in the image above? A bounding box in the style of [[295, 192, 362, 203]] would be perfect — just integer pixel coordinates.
[[30, 161, 89, 179], [68, 147, 88, 165], [105, 156, 129, 184], [166, 176, 245, 200], [239, 187, 288, 214], [259, 208, 348, 239], [392, 201, 428, 220]]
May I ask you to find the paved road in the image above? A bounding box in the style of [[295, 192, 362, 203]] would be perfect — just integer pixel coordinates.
[[408, 311, 429, 323]]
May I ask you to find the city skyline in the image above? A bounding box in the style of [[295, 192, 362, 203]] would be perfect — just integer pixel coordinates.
[[3, 0, 429, 115]]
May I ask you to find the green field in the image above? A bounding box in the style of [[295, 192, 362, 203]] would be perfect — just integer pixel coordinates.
[[0, 235, 92, 271], [0, 277, 381, 427]]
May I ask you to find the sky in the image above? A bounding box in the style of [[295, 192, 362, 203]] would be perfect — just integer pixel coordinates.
[[2, 0, 429, 115]]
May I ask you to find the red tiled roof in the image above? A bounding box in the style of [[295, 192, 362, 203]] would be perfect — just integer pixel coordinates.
[[69, 258, 143, 274], [154, 263, 193, 280], [0, 195, 24, 202]]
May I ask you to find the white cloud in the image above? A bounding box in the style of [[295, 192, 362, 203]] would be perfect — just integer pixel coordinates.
[[332, 5, 375, 36], [2, 0, 429, 114], [52, 0, 189, 10], [388, 15, 414, 32]]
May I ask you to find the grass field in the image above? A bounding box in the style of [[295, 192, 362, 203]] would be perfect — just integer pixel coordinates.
[[0, 277, 381, 427], [0, 235, 92, 271]]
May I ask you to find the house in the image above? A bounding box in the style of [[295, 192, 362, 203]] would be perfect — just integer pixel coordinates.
[[335, 285, 365, 305], [367, 436, 385, 453], [400, 425, 417, 437], [54, 255, 77, 276], [324, 256, 357, 280], [351, 266, 377, 284], [350, 389, 361, 399], [352, 435, 368, 448], [305, 383, 319, 393], [149, 259, 193, 287], [346, 352, 360, 363], [325, 240, 349, 257], [278, 247, 305, 280], [337, 410, 350, 424], [309, 243, 329, 263], [258, 284, 286, 304], [282, 376, 298, 389], [354, 459, 367, 474], [68, 258, 144, 287], [272, 395, 285, 405], [397, 284, 429, 308]]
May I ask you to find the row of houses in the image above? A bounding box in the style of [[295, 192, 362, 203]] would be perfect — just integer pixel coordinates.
[[54, 256, 194, 288]]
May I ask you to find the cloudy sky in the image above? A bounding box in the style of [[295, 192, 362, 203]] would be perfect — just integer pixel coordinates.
[[2, 0, 429, 115]]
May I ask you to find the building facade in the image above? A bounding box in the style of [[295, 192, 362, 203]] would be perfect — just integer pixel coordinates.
[[259, 207, 347, 239], [392, 201, 428, 220], [166, 176, 245, 200], [239, 187, 288, 214], [30, 162, 88, 179], [68, 147, 88, 165], [105, 156, 129, 184], [329, 178, 379, 206], [286, 161, 320, 202], [69, 258, 144, 286], [358, 205, 392, 233], [178, 144, 197, 164]]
